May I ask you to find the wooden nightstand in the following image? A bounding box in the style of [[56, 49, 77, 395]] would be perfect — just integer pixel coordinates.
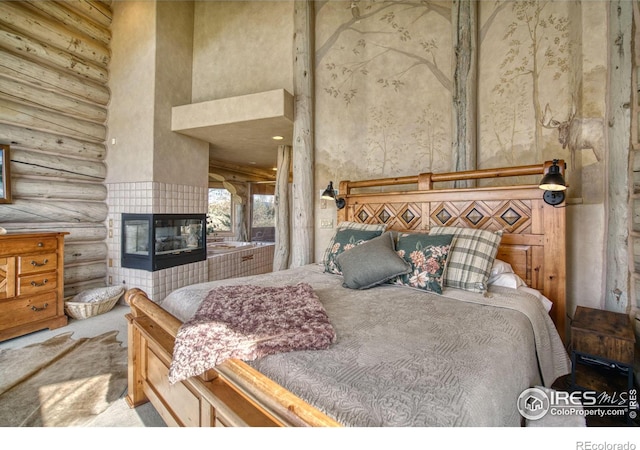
[[570, 306, 637, 424]]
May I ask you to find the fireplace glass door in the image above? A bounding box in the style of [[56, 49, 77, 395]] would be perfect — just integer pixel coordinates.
[[122, 214, 206, 271]]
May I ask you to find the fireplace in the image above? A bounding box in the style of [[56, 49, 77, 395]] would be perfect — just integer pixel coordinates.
[[121, 213, 206, 271]]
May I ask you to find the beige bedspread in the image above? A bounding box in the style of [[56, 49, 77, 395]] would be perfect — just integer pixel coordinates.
[[161, 263, 571, 426]]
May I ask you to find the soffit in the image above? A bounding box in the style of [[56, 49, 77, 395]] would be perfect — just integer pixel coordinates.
[[171, 89, 293, 169]]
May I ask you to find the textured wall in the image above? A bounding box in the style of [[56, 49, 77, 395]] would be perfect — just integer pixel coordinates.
[[106, 0, 155, 183], [192, 1, 294, 102], [107, 1, 208, 186]]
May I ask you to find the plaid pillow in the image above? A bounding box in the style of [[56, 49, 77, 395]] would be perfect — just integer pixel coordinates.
[[322, 221, 386, 274], [429, 226, 503, 294]]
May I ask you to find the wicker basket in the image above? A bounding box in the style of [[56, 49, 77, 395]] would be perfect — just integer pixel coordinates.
[[64, 286, 125, 320]]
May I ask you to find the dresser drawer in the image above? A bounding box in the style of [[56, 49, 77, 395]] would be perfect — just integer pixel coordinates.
[[18, 253, 58, 275], [0, 238, 58, 257], [0, 291, 57, 329], [18, 272, 57, 296]]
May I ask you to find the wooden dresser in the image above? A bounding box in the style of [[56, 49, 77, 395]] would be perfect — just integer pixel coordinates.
[[0, 232, 68, 341]]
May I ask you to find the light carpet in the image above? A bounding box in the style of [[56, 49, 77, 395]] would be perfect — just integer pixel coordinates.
[[0, 330, 127, 427]]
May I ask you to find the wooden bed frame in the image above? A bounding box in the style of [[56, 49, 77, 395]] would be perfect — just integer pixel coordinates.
[[124, 161, 567, 427]]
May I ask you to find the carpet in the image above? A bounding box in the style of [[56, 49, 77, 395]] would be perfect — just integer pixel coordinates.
[[0, 331, 128, 427]]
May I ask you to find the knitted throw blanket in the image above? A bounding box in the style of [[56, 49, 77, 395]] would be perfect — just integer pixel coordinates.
[[168, 283, 336, 384]]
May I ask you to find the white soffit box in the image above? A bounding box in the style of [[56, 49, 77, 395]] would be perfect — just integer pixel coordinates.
[[171, 89, 294, 167]]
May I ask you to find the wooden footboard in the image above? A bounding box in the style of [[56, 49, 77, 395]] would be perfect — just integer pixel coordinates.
[[124, 288, 341, 427]]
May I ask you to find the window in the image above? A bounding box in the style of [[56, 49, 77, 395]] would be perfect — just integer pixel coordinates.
[[251, 190, 275, 242], [207, 188, 233, 235]]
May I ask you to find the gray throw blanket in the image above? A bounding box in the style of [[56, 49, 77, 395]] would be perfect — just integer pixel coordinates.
[[168, 283, 336, 384]]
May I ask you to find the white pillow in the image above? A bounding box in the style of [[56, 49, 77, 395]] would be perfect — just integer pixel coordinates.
[[490, 259, 514, 277], [70, 285, 125, 303], [486, 270, 553, 313], [488, 272, 524, 289]]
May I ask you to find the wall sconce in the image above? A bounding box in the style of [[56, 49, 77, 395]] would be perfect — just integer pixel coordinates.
[[321, 181, 345, 209], [539, 159, 567, 206]]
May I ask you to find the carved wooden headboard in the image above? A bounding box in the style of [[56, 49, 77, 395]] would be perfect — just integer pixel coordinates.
[[336, 161, 567, 341]]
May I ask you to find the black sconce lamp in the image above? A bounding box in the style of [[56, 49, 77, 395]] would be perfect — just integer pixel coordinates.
[[538, 159, 567, 206], [321, 181, 346, 210]]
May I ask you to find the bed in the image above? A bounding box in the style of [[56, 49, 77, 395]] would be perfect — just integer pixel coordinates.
[[124, 161, 570, 427]]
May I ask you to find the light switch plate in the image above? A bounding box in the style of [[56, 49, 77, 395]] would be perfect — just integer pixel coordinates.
[[320, 219, 333, 229]]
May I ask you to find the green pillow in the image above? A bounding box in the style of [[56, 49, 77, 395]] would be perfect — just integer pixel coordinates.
[[337, 232, 411, 290], [323, 227, 384, 275], [391, 233, 454, 295]]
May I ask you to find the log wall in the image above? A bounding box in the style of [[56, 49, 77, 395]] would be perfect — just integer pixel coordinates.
[[0, 1, 111, 296]]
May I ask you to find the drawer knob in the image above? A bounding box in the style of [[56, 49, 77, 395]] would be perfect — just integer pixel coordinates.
[[30, 259, 49, 267], [37, 242, 44, 247], [30, 279, 48, 287], [31, 303, 48, 312]]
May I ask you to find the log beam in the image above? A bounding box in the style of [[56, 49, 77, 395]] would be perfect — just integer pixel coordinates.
[[0, 123, 105, 160], [0, 76, 107, 123], [0, 49, 110, 105], [290, 0, 315, 268], [451, 0, 477, 186], [0, 199, 108, 223], [0, 1, 110, 67], [22, 1, 111, 46], [12, 177, 107, 201], [11, 149, 106, 181], [273, 145, 291, 271], [0, 98, 106, 142], [605, 0, 632, 313]]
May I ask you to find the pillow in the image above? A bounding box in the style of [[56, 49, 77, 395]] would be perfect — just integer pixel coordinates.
[[336, 232, 411, 289], [391, 232, 454, 295], [323, 223, 386, 274], [485, 270, 553, 313], [429, 226, 502, 294], [70, 285, 125, 303], [491, 259, 515, 277], [488, 272, 525, 290]]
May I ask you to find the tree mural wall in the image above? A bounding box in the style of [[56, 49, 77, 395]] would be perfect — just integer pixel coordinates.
[[314, 1, 604, 196], [315, 0, 453, 183]]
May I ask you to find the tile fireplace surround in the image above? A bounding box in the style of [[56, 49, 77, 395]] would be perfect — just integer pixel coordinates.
[[106, 182, 208, 302]]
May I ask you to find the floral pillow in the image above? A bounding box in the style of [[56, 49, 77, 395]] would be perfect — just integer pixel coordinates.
[[391, 233, 454, 294], [323, 228, 384, 275]]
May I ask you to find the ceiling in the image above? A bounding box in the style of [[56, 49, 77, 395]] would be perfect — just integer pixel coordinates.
[[172, 89, 294, 170], [205, 116, 293, 168]]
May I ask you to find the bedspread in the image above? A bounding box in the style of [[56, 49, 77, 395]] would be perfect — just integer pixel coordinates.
[[161, 264, 571, 426], [168, 283, 335, 384]]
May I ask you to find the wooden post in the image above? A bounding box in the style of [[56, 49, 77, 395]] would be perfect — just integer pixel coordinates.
[[451, 0, 477, 187], [605, 0, 632, 313], [273, 145, 291, 271], [290, 0, 314, 268]]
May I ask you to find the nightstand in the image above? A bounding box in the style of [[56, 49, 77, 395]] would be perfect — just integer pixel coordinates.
[[570, 306, 637, 424]]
